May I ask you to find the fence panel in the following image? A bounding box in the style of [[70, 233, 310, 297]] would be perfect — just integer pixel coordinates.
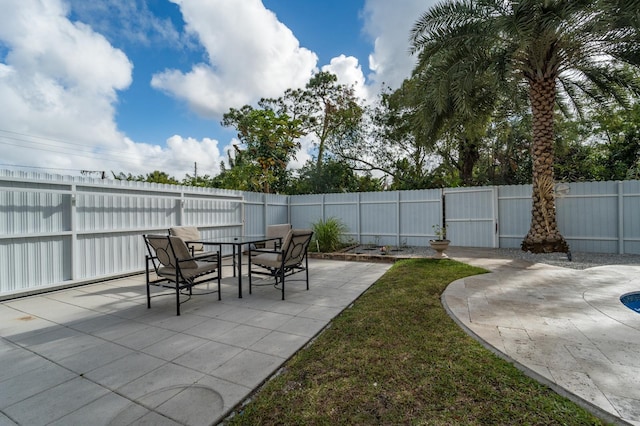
[[398, 189, 442, 246], [289, 190, 442, 247], [622, 180, 640, 254], [324, 193, 359, 242], [0, 236, 70, 293], [1, 174, 74, 294], [556, 181, 619, 253], [445, 187, 496, 247], [242, 192, 265, 239], [497, 185, 532, 249], [0, 172, 247, 296], [358, 192, 399, 247], [265, 193, 290, 229], [289, 194, 324, 230]]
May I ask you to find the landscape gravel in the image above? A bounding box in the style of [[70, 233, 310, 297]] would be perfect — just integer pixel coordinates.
[[348, 245, 640, 270], [491, 248, 640, 270]]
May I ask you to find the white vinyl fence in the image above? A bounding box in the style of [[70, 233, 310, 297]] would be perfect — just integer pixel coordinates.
[[0, 172, 287, 297], [289, 181, 640, 254], [289, 190, 443, 247], [1, 170, 639, 297]]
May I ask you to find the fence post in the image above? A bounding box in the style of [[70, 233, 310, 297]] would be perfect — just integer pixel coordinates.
[[396, 191, 401, 247], [178, 193, 185, 225], [493, 186, 499, 248], [322, 194, 326, 222], [263, 193, 268, 235], [70, 183, 77, 280], [618, 181, 624, 254], [357, 193, 362, 244]]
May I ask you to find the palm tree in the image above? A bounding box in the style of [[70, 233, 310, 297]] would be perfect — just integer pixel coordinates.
[[411, 44, 522, 186], [410, 0, 640, 254]]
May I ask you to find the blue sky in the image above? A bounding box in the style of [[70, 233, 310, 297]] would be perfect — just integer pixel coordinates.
[[0, 0, 433, 179]]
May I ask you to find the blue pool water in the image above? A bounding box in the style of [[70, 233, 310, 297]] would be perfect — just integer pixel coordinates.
[[620, 292, 640, 313]]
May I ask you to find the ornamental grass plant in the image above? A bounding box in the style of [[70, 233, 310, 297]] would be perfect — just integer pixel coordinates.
[[310, 217, 349, 252]]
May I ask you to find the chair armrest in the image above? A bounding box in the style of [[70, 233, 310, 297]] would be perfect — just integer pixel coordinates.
[[250, 248, 283, 255], [192, 251, 220, 263]]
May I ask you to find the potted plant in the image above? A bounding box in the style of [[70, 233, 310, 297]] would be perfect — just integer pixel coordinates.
[[429, 224, 450, 258]]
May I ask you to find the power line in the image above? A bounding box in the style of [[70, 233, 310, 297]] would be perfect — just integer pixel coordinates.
[[0, 163, 86, 172], [0, 128, 149, 169]]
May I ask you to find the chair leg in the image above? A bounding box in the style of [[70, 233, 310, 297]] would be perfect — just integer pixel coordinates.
[[145, 258, 151, 309], [305, 256, 309, 291], [248, 256, 253, 295], [281, 269, 285, 300], [176, 281, 181, 316], [217, 252, 222, 301]]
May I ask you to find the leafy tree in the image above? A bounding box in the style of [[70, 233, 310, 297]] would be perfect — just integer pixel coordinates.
[[210, 150, 263, 191], [411, 39, 517, 186], [288, 156, 383, 194], [279, 71, 365, 171], [553, 115, 603, 182], [362, 82, 440, 188], [112, 170, 180, 185], [476, 113, 533, 185], [592, 103, 640, 181], [181, 174, 216, 187], [411, 0, 640, 254], [221, 105, 303, 193]]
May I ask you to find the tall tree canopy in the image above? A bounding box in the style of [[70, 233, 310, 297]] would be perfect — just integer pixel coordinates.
[[411, 0, 640, 254], [221, 105, 303, 193], [281, 71, 365, 171]]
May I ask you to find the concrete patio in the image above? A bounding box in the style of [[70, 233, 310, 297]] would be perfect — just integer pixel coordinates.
[[2, 250, 640, 425], [444, 248, 640, 426], [0, 259, 391, 426]]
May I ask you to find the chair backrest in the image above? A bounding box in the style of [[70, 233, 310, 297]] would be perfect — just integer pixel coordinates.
[[281, 229, 313, 267], [169, 226, 203, 251], [265, 223, 291, 249], [144, 234, 198, 270]]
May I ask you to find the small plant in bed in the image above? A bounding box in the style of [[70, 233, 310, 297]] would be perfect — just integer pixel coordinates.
[[310, 217, 348, 252]]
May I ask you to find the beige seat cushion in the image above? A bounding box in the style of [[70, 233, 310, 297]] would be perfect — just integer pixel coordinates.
[[170, 226, 203, 251], [251, 252, 281, 268], [146, 235, 198, 269], [265, 223, 291, 249], [158, 260, 217, 280], [252, 229, 312, 268]]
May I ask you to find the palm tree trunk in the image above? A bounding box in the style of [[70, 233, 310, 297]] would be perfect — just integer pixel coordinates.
[[521, 78, 570, 254], [459, 137, 479, 186]]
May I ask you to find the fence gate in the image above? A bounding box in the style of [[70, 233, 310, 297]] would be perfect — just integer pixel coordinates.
[[444, 187, 498, 248]]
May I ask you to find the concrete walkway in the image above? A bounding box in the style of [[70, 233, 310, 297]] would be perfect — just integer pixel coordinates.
[[444, 247, 640, 426], [0, 259, 391, 426]]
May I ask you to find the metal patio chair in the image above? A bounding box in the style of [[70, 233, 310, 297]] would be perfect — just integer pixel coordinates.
[[248, 229, 313, 300], [144, 234, 221, 315]]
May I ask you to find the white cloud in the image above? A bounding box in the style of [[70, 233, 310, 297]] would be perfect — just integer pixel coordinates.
[[164, 136, 224, 176], [362, 0, 434, 90], [322, 54, 371, 104], [0, 0, 223, 179], [0, 0, 437, 180], [151, 0, 319, 118], [0, 0, 131, 165]]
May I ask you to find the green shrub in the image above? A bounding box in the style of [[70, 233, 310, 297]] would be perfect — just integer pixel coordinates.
[[311, 217, 348, 252]]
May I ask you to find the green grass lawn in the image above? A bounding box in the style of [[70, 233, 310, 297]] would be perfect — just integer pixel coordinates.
[[223, 259, 607, 425]]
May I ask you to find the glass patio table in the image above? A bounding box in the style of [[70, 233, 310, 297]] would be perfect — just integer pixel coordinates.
[[189, 236, 281, 298]]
